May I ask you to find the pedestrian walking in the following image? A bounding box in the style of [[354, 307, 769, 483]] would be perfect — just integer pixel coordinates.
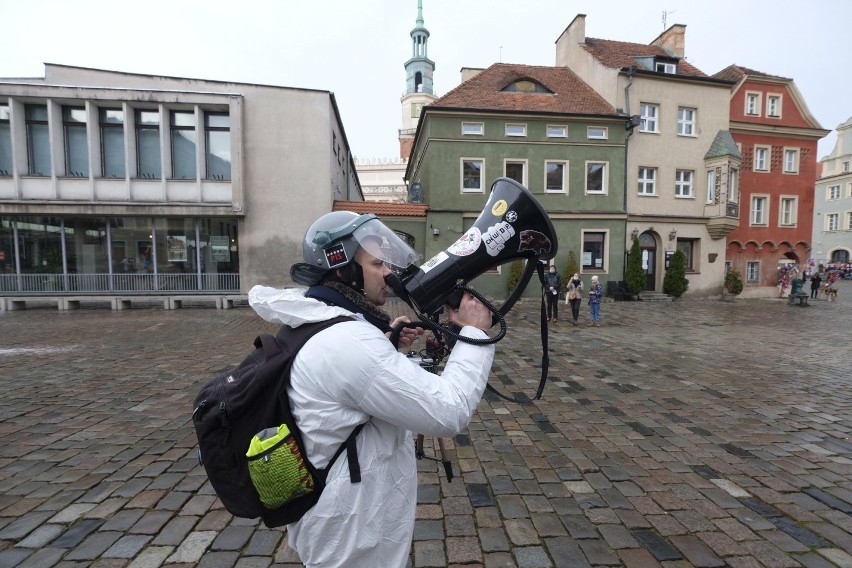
[[810, 270, 822, 299], [565, 273, 583, 326]]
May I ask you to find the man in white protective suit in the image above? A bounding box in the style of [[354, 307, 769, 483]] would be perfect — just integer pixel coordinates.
[[249, 211, 495, 567]]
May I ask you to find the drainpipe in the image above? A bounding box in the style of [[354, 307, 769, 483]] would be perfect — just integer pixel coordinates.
[[623, 65, 637, 277]]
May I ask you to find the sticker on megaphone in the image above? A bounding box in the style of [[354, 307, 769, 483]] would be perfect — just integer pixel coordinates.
[[483, 221, 516, 256]]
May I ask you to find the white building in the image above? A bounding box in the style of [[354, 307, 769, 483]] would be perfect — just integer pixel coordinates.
[[815, 116, 852, 266]]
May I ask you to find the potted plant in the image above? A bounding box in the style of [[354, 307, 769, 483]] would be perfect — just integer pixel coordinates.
[[624, 236, 645, 300], [723, 268, 743, 301]]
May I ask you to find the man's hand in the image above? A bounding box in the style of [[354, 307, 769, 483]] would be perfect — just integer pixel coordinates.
[[445, 292, 492, 331], [387, 316, 423, 350]]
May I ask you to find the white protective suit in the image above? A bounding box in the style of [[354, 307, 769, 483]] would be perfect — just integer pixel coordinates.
[[249, 285, 495, 568]]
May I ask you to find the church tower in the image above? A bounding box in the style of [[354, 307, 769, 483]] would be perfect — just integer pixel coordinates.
[[400, 0, 438, 159]]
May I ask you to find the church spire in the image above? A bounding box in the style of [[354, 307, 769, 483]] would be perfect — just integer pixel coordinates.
[[405, 0, 434, 95]]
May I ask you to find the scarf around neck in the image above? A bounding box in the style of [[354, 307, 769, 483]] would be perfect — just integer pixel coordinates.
[[306, 281, 392, 333]]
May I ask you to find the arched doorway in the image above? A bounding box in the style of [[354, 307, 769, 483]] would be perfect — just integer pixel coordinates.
[[639, 232, 657, 291]]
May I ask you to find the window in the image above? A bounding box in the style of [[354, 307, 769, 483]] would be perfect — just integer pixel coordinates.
[[462, 122, 483, 136], [848, 182, 852, 198], [639, 103, 658, 133], [655, 61, 676, 74], [582, 231, 606, 270], [63, 107, 88, 177], [461, 158, 484, 192], [780, 197, 796, 226], [745, 92, 761, 116], [826, 213, 839, 231], [0, 104, 11, 176], [505, 123, 526, 137], [100, 109, 125, 178], [502, 80, 552, 93], [545, 161, 567, 193], [751, 195, 768, 225], [171, 110, 196, 179], [677, 107, 696, 136], [746, 262, 760, 283], [706, 170, 715, 203], [727, 169, 738, 202], [844, 161, 850, 173], [638, 167, 657, 195], [828, 185, 840, 200], [754, 146, 770, 172], [26, 104, 51, 176], [504, 159, 526, 185], [783, 148, 799, 173], [847, 211, 852, 230], [546, 125, 567, 138], [767, 94, 782, 117], [585, 161, 607, 194], [675, 169, 693, 198], [136, 110, 161, 179], [205, 112, 231, 180], [587, 126, 607, 139], [676, 239, 695, 271]]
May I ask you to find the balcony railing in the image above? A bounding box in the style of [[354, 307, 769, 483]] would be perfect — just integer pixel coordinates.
[[0, 273, 240, 293]]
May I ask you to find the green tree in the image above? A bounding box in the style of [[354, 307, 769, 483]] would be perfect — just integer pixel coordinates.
[[561, 250, 578, 285], [624, 237, 645, 298], [506, 259, 525, 294], [663, 249, 689, 298], [724, 268, 744, 295]]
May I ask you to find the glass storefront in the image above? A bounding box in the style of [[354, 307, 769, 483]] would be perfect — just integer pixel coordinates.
[[0, 215, 239, 293]]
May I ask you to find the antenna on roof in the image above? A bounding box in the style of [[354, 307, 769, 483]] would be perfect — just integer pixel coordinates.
[[662, 10, 676, 30]]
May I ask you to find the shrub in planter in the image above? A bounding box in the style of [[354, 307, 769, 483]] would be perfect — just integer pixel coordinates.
[[663, 249, 689, 299], [724, 268, 744, 296], [624, 237, 645, 299]]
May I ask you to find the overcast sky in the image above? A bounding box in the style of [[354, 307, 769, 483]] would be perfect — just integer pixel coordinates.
[[2, 0, 848, 162]]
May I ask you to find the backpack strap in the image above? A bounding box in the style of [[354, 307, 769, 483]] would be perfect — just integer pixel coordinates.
[[277, 316, 366, 484]]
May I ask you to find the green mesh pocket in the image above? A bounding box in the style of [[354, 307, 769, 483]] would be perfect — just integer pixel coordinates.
[[246, 424, 314, 510]]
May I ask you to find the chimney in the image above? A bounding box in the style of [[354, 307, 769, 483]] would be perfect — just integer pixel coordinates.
[[651, 24, 686, 59], [460, 67, 485, 83]]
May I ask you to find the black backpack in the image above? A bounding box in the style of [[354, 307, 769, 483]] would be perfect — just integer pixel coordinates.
[[192, 315, 363, 528]]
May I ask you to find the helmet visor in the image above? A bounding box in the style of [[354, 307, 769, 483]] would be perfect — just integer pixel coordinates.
[[351, 217, 421, 273]]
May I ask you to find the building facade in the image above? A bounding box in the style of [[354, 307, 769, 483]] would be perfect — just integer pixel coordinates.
[[556, 15, 736, 297], [814, 116, 852, 267], [0, 64, 361, 299], [713, 65, 829, 296], [404, 63, 627, 300]]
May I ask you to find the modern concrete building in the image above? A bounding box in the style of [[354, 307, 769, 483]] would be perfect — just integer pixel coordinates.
[[0, 64, 361, 306], [713, 65, 829, 296], [815, 116, 852, 267], [556, 15, 735, 297]]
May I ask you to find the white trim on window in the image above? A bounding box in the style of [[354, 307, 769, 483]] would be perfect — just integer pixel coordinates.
[[677, 107, 696, 137], [505, 123, 526, 137], [828, 185, 841, 200], [461, 122, 484, 136], [585, 161, 608, 194], [546, 125, 567, 138], [783, 148, 799, 174], [706, 170, 715, 203], [779, 196, 797, 227], [544, 160, 568, 193], [638, 166, 657, 196], [460, 157, 485, 193], [746, 261, 760, 283], [675, 169, 694, 198], [639, 103, 659, 133], [587, 126, 608, 140], [745, 91, 762, 116], [751, 194, 769, 226], [767, 94, 783, 118], [503, 158, 527, 186], [826, 213, 839, 231], [754, 145, 770, 172]]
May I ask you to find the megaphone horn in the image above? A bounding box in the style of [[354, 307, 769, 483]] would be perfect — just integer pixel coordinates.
[[393, 177, 558, 315]]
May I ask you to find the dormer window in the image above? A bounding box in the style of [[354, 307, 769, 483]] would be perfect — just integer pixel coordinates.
[[502, 80, 552, 94], [655, 61, 676, 74]]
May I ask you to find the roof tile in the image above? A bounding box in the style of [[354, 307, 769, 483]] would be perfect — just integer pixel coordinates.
[[333, 200, 427, 217], [582, 37, 708, 78], [430, 63, 616, 115]]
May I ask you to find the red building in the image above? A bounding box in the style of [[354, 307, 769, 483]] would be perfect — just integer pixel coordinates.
[[714, 65, 829, 295]]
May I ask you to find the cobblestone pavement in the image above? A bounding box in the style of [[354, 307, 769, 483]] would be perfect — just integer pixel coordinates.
[[1, 282, 851, 567]]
